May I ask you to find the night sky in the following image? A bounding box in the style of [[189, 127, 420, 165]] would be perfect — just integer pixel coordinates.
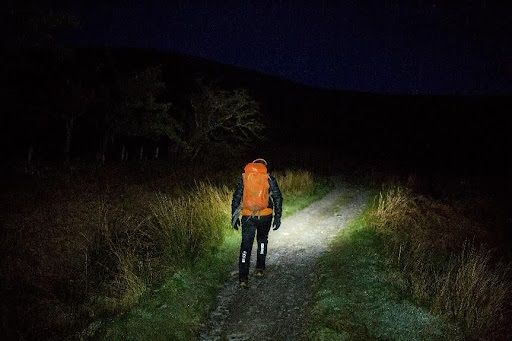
[[68, 1, 511, 95]]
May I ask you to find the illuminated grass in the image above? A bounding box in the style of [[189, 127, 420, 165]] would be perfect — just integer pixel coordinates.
[[310, 186, 510, 340], [274, 170, 331, 217], [90, 172, 332, 339], [373, 187, 510, 339], [309, 196, 461, 340], [274, 169, 314, 196], [94, 233, 240, 340]]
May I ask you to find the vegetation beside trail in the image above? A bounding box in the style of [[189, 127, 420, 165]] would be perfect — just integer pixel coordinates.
[[309, 185, 510, 340], [373, 187, 510, 339], [87, 169, 331, 339], [274, 169, 330, 217], [1, 165, 330, 339]]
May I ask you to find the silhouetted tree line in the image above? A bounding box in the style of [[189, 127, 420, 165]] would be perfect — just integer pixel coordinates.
[[4, 2, 264, 170], [5, 51, 264, 168]]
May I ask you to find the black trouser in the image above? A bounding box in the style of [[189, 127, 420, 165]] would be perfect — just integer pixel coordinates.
[[239, 215, 273, 280]]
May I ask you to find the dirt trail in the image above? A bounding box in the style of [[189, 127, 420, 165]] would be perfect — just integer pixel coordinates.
[[200, 182, 368, 341]]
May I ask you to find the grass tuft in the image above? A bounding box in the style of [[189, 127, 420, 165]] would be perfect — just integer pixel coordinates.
[[274, 169, 314, 196], [433, 246, 509, 338], [148, 182, 231, 263]]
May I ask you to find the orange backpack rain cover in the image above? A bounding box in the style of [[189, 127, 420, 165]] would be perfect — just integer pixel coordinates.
[[242, 162, 270, 214]]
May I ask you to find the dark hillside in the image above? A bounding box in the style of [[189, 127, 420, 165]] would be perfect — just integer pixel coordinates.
[[4, 48, 511, 174]]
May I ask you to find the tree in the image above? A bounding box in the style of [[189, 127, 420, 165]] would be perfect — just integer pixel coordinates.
[[97, 65, 181, 162], [186, 83, 264, 160], [54, 77, 93, 164]]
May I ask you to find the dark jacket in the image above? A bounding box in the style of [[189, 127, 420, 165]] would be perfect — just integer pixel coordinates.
[[231, 174, 283, 221]]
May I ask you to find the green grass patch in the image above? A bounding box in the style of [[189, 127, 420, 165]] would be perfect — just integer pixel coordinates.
[[308, 196, 462, 340], [90, 233, 240, 340], [281, 177, 331, 217], [90, 173, 333, 340]]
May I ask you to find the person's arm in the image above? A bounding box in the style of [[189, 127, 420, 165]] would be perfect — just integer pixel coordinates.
[[269, 175, 283, 230], [231, 177, 243, 229]]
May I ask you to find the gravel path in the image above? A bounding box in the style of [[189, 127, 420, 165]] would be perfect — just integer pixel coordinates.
[[200, 182, 368, 341]]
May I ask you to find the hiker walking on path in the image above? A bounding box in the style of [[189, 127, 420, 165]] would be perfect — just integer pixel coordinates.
[[231, 158, 283, 288]]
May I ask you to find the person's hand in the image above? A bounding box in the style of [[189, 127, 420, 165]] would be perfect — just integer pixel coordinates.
[[272, 218, 281, 231], [232, 217, 241, 230]]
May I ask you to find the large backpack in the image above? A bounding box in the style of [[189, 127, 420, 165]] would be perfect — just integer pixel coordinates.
[[242, 160, 271, 216]]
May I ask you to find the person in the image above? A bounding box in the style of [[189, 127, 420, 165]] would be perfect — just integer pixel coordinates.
[[231, 158, 283, 288]]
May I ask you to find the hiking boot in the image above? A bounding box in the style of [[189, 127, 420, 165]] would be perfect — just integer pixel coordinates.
[[254, 268, 265, 278], [239, 279, 249, 289]]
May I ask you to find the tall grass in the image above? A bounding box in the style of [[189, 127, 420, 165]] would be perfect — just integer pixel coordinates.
[[88, 170, 319, 316], [372, 186, 509, 338], [273, 169, 327, 217], [434, 247, 509, 338], [274, 169, 314, 196], [91, 169, 329, 339], [2, 168, 327, 338], [91, 182, 232, 315], [148, 182, 231, 262]]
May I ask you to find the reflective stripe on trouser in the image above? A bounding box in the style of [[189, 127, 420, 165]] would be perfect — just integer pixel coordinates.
[[239, 215, 272, 280]]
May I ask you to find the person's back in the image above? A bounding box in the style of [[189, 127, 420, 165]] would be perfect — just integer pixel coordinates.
[[231, 158, 283, 288]]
